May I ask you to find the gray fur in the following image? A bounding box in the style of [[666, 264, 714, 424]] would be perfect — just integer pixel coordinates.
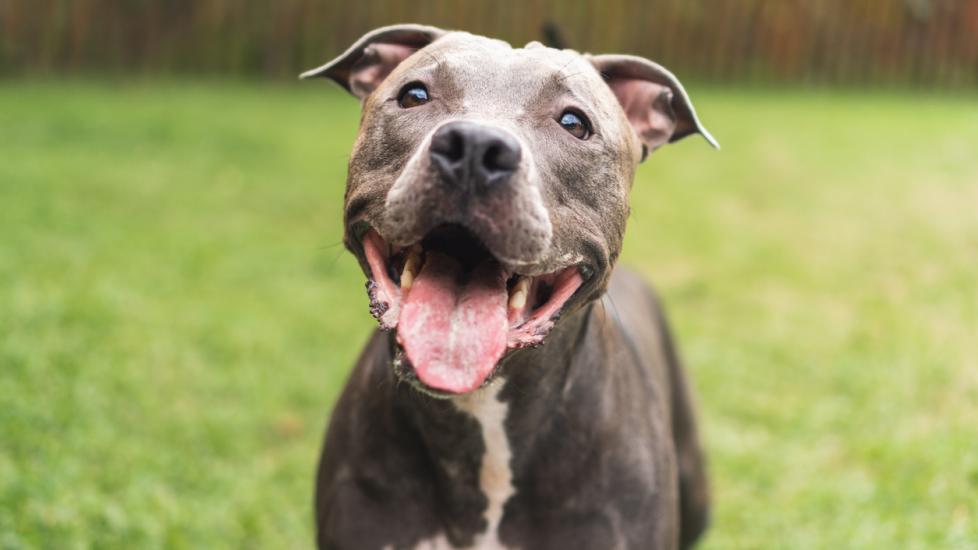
[[302, 24, 714, 550]]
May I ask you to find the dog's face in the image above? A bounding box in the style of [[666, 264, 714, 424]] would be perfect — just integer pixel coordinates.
[[303, 25, 715, 396]]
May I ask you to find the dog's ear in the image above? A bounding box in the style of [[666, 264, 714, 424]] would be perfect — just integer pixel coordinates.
[[587, 54, 719, 156], [301, 24, 446, 99]]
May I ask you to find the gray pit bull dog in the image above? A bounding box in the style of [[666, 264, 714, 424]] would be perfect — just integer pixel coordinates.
[[302, 24, 718, 550]]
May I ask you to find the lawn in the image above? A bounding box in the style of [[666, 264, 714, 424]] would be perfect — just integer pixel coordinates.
[[1, 81, 976, 548]]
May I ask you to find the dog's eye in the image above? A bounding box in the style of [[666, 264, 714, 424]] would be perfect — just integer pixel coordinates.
[[398, 84, 430, 108], [558, 110, 591, 140]]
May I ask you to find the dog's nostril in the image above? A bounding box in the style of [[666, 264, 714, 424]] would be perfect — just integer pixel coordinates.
[[446, 131, 465, 162], [431, 129, 465, 164], [483, 145, 501, 172], [483, 142, 520, 174]]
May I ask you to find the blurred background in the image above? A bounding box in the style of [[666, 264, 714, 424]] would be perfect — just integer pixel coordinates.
[[1, 1, 976, 548], [4, 0, 978, 86]]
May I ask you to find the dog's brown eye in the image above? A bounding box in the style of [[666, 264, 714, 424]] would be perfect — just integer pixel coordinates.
[[398, 84, 429, 108], [558, 110, 591, 140]]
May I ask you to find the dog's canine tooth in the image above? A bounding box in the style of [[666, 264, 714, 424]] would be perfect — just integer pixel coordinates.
[[400, 247, 423, 292], [400, 267, 415, 291], [508, 276, 531, 310]]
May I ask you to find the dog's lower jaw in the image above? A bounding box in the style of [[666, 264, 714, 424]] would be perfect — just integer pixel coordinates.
[[362, 227, 586, 395], [391, 348, 492, 400]]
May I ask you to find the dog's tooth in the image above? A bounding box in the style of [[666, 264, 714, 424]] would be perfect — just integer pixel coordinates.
[[401, 267, 415, 291], [509, 289, 527, 311], [401, 248, 422, 292], [509, 277, 531, 310]]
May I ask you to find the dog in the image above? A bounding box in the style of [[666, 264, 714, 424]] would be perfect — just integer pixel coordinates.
[[301, 24, 718, 550]]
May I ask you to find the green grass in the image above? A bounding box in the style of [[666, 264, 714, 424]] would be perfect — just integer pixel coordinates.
[[1, 81, 976, 548]]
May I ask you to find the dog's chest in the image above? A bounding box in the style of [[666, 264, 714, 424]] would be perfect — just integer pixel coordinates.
[[416, 382, 515, 549]]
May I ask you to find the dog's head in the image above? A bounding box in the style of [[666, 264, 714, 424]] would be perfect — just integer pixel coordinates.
[[303, 24, 716, 396]]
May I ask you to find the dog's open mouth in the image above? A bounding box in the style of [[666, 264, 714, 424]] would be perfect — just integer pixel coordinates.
[[360, 225, 584, 395]]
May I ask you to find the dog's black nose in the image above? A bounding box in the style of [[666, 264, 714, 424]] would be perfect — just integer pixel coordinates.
[[429, 121, 522, 192]]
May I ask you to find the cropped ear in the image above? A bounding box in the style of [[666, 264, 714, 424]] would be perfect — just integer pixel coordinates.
[[300, 24, 446, 99], [587, 54, 719, 155]]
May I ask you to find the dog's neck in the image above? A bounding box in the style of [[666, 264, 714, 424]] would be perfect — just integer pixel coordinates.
[[387, 304, 596, 545], [390, 301, 594, 455]]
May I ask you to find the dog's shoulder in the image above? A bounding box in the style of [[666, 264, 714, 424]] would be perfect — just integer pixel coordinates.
[[599, 266, 678, 398], [604, 265, 669, 333]]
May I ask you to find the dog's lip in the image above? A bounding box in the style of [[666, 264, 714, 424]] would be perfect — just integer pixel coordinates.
[[392, 348, 501, 399], [352, 223, 592, 280], [356, 225, 590, 393], [357, 226, 590, 300]]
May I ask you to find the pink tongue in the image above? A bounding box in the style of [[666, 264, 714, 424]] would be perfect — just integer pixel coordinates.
[[397, 251, 509, 394]]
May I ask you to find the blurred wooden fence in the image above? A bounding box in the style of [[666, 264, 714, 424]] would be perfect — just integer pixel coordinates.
[[2, 0, 977, 86]]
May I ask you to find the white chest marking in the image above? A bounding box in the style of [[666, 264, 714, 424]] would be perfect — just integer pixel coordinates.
[[455, 382, 514, 549], [413, 382, 514, 549]]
